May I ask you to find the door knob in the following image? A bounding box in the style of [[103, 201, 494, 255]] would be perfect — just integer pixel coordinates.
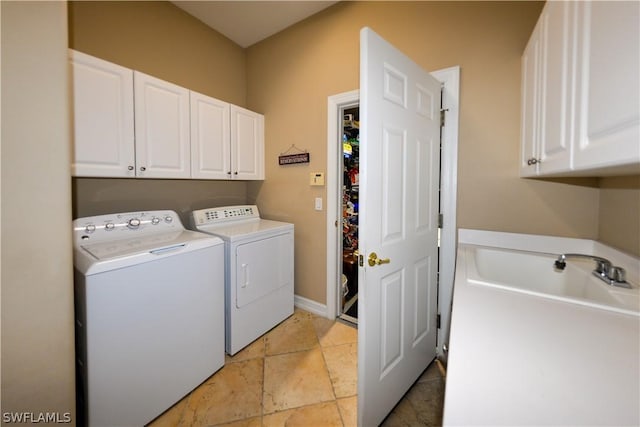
[[368, 252, 390, 267]]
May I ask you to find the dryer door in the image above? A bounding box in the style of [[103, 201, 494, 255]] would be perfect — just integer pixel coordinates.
[[235, 232, 294, 308]]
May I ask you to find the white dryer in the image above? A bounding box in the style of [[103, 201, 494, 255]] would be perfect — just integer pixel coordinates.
[[73, 210, 225, 427], [192, 205, 294, 355]]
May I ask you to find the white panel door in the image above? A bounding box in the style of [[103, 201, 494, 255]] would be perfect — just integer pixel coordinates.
[[573, 1, 640, 170], [358, 27, 441, 427], [520, 20, 542, 176], [230, 105, 265, 180], [190, 91, 231, 179], [134, 71, 191, 178], [70, 50, 135, 177]]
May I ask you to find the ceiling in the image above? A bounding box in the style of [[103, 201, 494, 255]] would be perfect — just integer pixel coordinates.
[[171, 1, 339, 48]]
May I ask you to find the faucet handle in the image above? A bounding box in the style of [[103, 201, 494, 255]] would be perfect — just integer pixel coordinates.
[[607, 266, 626, 283], [595, 260, 610, 275]]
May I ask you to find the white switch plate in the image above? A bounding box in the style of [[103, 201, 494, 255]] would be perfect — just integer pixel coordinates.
[[315, 197, 323, 211]]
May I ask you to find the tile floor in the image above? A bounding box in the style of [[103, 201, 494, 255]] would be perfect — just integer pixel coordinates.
[[148, 309, 445, 427]]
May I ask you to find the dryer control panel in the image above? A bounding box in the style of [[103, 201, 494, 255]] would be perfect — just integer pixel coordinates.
[[192, 205, 260, 226], [73, 210, 183, 245]]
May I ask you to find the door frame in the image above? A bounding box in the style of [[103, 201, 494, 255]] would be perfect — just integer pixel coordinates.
[[325, 66, 459, 360], [327, 90, 361, 321]]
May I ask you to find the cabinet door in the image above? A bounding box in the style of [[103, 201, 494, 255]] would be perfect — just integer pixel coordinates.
[[520, 19, 542, 177], [537, 1, 574, 175], [573, 1, 640, 172], [70, 50, 135, 177], [134, 71, 191, 178], [230, 105, 265, 180], [190, 91, 231, 180]]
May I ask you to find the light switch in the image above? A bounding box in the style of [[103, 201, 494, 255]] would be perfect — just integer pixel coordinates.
[[315, 197, 323, 211], [310, 172, 325, 186]]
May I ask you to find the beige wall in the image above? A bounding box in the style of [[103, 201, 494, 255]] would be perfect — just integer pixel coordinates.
[[69, 0, 246, 105], [1, 0, 75, 420], [69, 1, 249, 220], [598, 176, 640, 257], [246, 1, 605, 304], [73, 179, 248, 227]]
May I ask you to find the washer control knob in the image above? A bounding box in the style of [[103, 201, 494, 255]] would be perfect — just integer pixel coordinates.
[[164, 215, 173, 223], [151, 217, 161, 225], [127, 218, 141, 229], [104, 222, 115, 231], [85, 224, 96, 233]]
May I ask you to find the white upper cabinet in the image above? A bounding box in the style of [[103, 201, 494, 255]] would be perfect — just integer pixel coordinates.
[[190, 93, 265, 180], [572, 1, 640, 173], [190, 91, 231, 180], [70, 50, 135, 177], [71, 49, 265, 180], [134, 71, 191, 179], [520, 1, 640, 177], [231, 105, 265, 180]]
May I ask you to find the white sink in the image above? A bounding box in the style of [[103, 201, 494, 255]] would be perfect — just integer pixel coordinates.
[[464, 245, 639, 316], [445, 230, 640, 426]]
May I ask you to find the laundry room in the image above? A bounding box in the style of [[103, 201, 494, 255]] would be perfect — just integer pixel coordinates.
[[2, 1, 639, 426]]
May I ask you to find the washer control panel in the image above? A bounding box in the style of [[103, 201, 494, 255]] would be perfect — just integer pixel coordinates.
[[73, 210, 183, 245], [192, 205, 260, 226]]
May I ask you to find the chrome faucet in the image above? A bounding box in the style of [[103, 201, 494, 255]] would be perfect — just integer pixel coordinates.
[[554, 253, 632, 289]]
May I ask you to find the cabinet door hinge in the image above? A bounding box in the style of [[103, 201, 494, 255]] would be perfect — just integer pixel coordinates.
[[438, 213, 443, 228], [437, 314, 441, 329]]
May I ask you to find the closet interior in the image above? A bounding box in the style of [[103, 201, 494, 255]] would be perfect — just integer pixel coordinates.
[[340, 106, 359, 323]]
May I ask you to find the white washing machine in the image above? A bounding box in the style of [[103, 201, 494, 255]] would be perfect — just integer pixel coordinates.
[[191, 205, 294, 355], [73, 210, 225, 427]]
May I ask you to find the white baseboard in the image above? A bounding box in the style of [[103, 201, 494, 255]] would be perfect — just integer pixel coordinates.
[[294, 294, 329, 318]]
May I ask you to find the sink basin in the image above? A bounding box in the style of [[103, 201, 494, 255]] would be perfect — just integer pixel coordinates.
[[463, 245, 639, 316]]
